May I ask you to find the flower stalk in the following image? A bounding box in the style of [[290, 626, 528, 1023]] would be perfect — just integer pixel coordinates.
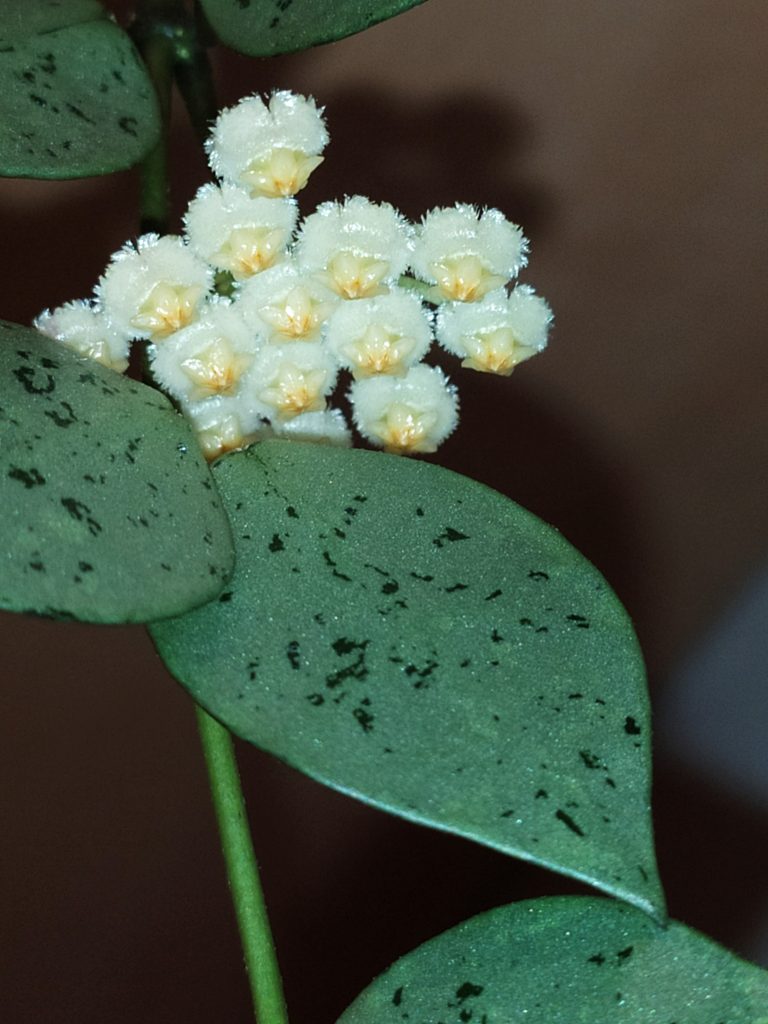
[[196, 706, 290, 1024]]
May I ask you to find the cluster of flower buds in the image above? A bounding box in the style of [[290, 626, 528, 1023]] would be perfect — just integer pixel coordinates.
[[35, 91, 552, 460]]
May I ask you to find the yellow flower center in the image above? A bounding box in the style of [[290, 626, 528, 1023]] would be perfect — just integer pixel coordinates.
[[431, 256, 507, 302], [325, 253, 390, 299], [131, 282, 202, 340], [344, 326, 415, 377], [259, 286, 334, 341], [213, 227, 287, 280], [461, 329, 538, 376], [258, 364, 328, 419], [180, 336, 253, 399], [242, 148, 324, 198], [373, 402, 439, 455]]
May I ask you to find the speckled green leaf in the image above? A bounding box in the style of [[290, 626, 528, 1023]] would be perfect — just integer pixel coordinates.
[[0, 321, 234, 622], [150, 440, 663, 916], [337, 896, 768, 1024], [199, 0, 428, 57], [0, 1, 160, 177]]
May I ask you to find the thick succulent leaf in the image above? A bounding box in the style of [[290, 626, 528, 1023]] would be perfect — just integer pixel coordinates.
[[151, 440, 663, 914], [0, 321, 234, 622], [199, 0, 428, 57], [336, 896, 768, 1024], [0, 1, 160, 177]]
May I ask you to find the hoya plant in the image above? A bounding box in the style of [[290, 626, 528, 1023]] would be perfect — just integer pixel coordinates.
[[1, 1, 766, 1021]]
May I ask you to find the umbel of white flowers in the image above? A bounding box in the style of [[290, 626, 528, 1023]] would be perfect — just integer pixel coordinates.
[[35, 91, 552, 460]]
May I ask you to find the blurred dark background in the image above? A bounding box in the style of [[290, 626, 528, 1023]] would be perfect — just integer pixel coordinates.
[[2, 0, 768, 1020]]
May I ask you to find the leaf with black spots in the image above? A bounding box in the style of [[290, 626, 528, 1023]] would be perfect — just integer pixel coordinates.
[[337, 897, 768, 1024], [199, 0, 428, 57], [0, 0, 159, 177], [0, 321, 234, 622], [150, 440, 663, 915]]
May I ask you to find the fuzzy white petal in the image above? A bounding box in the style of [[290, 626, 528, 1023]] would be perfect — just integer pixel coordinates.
[[247, 341, 338, 420], [184, 184, 298, 279], [150, 300, 263, 403], [273, 409, 352, 447], [325, 289, 432, 377], [206, 91, 328, 197], [96, 234, 212, 341], [34, 299, 131, 373], [182, 394, 272, 461], [411, 204, 528, 301], [436, 285, 552, 374], [350, 364, 458, 454], [295, 196, 414, 298], [235, 260, 339, 342]]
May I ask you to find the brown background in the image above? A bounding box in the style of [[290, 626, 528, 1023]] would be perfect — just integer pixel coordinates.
[[2, 1, 767, 1020]]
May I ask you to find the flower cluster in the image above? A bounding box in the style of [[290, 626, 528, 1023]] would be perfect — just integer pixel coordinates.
[[35, 91, 552, 459]]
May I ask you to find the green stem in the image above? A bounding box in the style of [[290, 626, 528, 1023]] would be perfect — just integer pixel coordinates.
[[173, 10, 220, 146], [131, 5, 177, 234], [196, 706, 290, 1024]]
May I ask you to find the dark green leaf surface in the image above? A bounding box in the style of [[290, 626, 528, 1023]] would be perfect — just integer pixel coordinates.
[[151, 440, 664, 916], [336, 897, 768, 1024], [199, 0, 427, 56], [0, 322, 234, 622], [0, 1, 160, 177]]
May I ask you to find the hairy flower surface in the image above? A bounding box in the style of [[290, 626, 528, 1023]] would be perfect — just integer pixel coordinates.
[[97, 235, 212, 341], [207, 91, 328, 198], [250, 342, 338, 420], [436, 286, 552, 375], [273, 408, 352, 447], [150, 301, 261, 403], [412, 204, 528, 302], [34, 300, 131, 373], [235, 261, 338, 343], [295, 197, 414, 299], [325, 290, 432, 377], [184, 184, 298, 280], [350, 364, 458, 454]]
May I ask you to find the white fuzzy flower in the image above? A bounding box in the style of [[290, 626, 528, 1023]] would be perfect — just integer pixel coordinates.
[[325, 290, 432, 377], [150, 300, 262, 403], [411, 204, 528, 302], [184, 184, 297, 280], [183, 395, 271, 462], [34, 300, 131, 373], [97, 234, 212, 341], [295, 196, 414, 299], [206, 91, 328, 198], [350, 364, 458, 455], [436, 286, 552, 375], [235, 261, 338, 343], [248, 342, 338, 420], [273, 409, 352, 447]]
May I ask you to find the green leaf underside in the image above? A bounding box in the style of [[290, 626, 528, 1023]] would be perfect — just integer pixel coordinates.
[[0, 4, 160, 178], [336, 897, 768, 1024], [199, 0, 428, 56], [150, 441, 664, 916], [0, 322, 234, 623]]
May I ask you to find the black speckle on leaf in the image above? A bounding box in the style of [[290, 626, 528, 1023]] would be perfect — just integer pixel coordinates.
[[528, 570, 550, 581], [555, 809, 585, 837], [286, 639, 300, 669], [269, 533, 285, 552], [118, 115, 138, 136], [60, 497, 102, 536], [588, 953, 606, 966], [392, 986, 403, 1006], [455, 982, 484, 1002], [484, 588, 502, 601], [624, 715, 642, 735], [353, 706, 375, 733], [7, 466, 45, 488], [433, 526, 470, 548], [13, 365, 55, 395]]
